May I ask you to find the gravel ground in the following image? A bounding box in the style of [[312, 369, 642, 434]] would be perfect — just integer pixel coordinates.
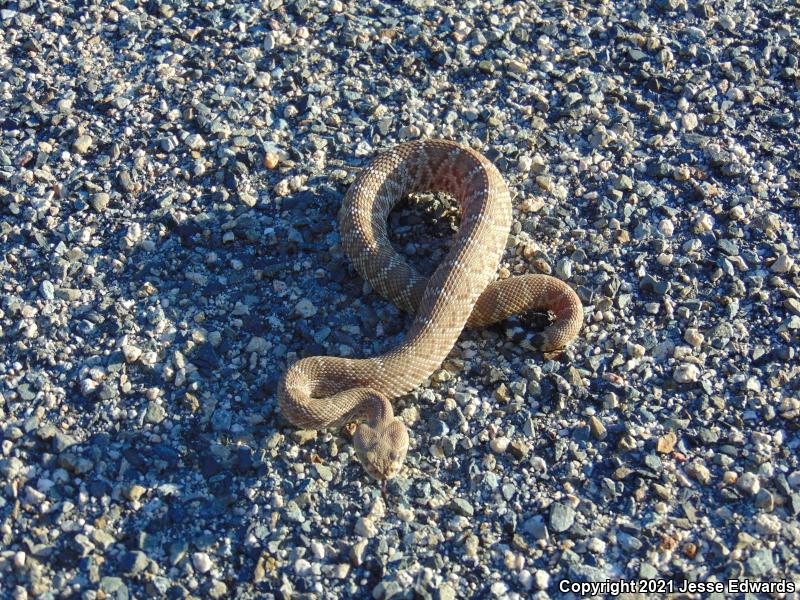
[[1, 0, 799, 598]]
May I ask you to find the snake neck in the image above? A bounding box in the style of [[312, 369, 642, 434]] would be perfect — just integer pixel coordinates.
[[358, 391, 394, 428]]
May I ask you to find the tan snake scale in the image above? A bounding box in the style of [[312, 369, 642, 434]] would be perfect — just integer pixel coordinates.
[[278, 139, 583, 482]]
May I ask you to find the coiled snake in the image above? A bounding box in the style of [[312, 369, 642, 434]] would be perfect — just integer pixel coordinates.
[[278, 140, 583, 485]]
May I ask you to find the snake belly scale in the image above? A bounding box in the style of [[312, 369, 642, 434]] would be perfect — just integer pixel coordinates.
[[278, 139, 583, 482]]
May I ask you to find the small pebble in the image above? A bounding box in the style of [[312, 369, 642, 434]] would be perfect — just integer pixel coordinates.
[[673, 364, 700, 383], [192, 553, 213, 574], [737, 472, 761, 496], [72, 135, 93, 154]]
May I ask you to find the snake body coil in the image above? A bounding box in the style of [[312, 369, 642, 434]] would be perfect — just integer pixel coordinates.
[[278, 140, 583, 481]]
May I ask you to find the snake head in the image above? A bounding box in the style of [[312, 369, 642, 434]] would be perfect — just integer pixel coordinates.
[[354, 418, 409, 481]]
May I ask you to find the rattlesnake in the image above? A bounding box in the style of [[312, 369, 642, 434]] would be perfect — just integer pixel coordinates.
[[278, 139, 583, 484]]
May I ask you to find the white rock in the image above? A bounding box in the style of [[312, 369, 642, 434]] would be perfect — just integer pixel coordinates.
[[729, 205, 745, 221], [192, 552, 213, 574], [683, 328, 704, 348], [80, 378, 99, 395], [293, 558, 312, 576], [587, 537, 607, 553], [396, 505, 415, 522], [72, 135, 93, 154], [185, 134, 206, 150], [737, 471, 760, 496], [490, 436, 509, 453], [122, 344, 142, 363], [246, 336, 268, 354], [771, 254, 794, 274], [657, 253, 673, 266], [274, 178, 291, 196], [350, 539, 368, 565], [673, 363, 700, 383], [490, 581, 508, 596], [754, 514, 781, 536], [694, 212, 715, 233], [295, 298, 317, 318], [686, 461, 711, 485], [446, 516, 470, 531], [398, 124, 421, 140], [310, 541, 325, 560], [355, 516, 377, 538], [719, 13, 737, 32], [518, 569, 533, 590], [682, 113, 698, 131], [333, 563, 350, 578], [438, 583, 457, 600], [534, 570, 550, 590]]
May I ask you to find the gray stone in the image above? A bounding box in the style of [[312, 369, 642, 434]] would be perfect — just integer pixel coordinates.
[[40, 280, 55, 300], [450, 498, 474, 517], [746, 549, 774, 576], [73, 135, 93, 154], [53, 432, 78, 452], [119, 550, 149, 575], [314, 463, 334, 482], [91, 192, 110, 211], [144, 401, 166, 424], [549, 503, 575, 533]]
